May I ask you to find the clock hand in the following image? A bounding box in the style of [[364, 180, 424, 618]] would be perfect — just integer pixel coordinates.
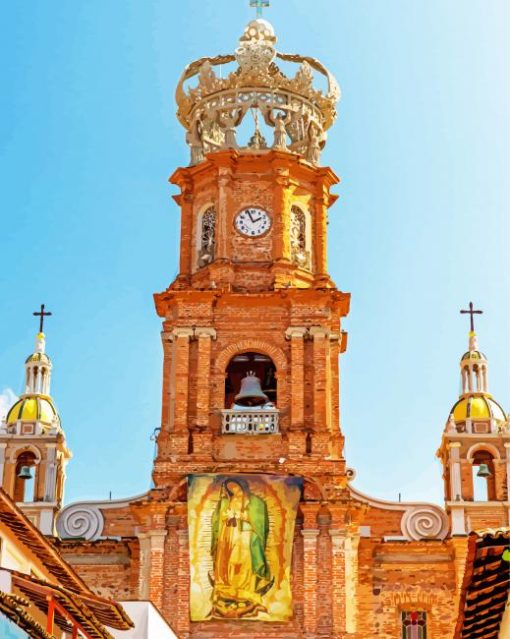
[[247, 210, 256, 223], [252, 217, 262, 223]]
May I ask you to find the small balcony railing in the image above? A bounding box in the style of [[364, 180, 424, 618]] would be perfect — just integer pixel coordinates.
[[221, 409, 279, 435]]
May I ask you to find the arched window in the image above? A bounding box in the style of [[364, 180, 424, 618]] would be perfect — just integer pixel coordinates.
[[13, 451, 37, 503], [198, 206, 216, 268], [224, 352, 277, 409], [471, 450, 496, 501], [290, 205, 310, 270], [401, 611, 427, 638]]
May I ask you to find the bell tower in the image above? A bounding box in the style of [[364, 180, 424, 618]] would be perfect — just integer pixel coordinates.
[[141, 13, 361, 638], [0, 307, 71, 535], [437, 304, 510, 535], [154, 16, 350, 478]]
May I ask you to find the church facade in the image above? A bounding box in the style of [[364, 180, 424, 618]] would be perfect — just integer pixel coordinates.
[[2, 15, 509, 639]]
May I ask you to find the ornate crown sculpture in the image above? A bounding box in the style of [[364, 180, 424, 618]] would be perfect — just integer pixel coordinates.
[[176, 18, 341, 166]]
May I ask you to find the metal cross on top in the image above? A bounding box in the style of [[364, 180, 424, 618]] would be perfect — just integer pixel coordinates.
[[250, 0, 270, 18], [33, 304, 52, 333], [460, 301, 483, 333]]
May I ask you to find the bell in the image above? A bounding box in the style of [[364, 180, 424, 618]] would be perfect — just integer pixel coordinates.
[[476, 463, 492, 478], [235, 370, 268, 407], [17, 466, 33, 480]]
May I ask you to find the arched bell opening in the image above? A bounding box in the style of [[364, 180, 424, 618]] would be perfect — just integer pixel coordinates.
[[471, 450, 496, 501], [13, 451, 38, 503], [224, 352, 277, 409]]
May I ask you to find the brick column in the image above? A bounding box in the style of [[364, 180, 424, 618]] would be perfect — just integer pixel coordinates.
[[449, 536, 470, 595], [178, 186, 193, 276], [162, 515, 179, 624], [328, 529, 345, 636], [177, 527, 191, 637], [147, 531, 168, 611], [330, 332, 341, 431], [161, 331, 173, 431], [494, 457, 507, 501], [328, 505, 346, 637], [301, 503, 320, 638], [285, 327, 307, 429], [309, 327, 328, 428], [309, 327, 330, 458], [194, 328, 216, 428], [172, 328, 194, 432]]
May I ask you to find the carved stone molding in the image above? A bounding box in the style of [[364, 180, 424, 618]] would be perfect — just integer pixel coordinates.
[[56, 492, 148, 541], [57, 504, 104, 541], [401, 506, 449, 542]]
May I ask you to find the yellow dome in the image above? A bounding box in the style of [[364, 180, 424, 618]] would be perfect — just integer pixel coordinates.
[[5, 395, 59, 426], [451, 395, 506, 423], [25, 352, 51, 364], [461, 350, 486, 361]]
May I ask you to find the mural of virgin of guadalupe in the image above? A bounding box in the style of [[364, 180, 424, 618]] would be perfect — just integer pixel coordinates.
[[210, 477, 274, 618]]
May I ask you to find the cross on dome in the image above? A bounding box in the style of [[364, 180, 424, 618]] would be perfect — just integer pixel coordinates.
[[250, 0, 270, 18], [33, 304, 52, 334], [460, 301, 483, 334]]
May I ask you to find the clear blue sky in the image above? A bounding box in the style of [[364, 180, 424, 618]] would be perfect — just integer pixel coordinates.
[[1, 1, 508, 505]]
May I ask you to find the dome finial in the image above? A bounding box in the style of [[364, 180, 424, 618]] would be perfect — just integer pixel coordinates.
[[32, 303, 52, 334], [250, 0, 270, 19], [460, 301, 483, 346]]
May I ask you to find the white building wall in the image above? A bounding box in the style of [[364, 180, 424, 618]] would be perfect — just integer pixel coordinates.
[[110, 602, 178, 639]]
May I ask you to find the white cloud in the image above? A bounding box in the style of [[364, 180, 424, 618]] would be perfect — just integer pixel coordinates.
[[0, 388, 18, 421]]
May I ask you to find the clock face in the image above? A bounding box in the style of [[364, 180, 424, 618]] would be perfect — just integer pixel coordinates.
[[234, 207, 272, 237]]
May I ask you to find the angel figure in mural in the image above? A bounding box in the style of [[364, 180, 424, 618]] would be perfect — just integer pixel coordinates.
[[209, 477, 274, 618]]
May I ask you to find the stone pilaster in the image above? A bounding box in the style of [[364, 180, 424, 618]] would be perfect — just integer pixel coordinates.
[[345, 531, 360, 634], [148, 531, 168, 611], [448, 442, 462, 501], [43, 444, 57, 502], [137, 533, 151, 599]]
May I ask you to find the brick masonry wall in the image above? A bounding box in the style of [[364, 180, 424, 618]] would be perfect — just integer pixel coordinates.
[[56, 539, 139, 601]]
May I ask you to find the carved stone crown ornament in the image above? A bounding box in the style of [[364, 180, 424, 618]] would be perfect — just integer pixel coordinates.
[[176, 19, 341, 166]]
